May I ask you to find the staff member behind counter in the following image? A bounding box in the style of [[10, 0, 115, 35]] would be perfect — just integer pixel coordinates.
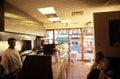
[[0, 38, 22, 79]]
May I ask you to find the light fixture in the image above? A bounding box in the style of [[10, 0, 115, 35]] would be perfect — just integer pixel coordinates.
[[48, 17, 60, 21], [45, 14, 57, 18], [61, 20, 71, 23], [5, 12, 25, 19], [38, 7, 56, 14]]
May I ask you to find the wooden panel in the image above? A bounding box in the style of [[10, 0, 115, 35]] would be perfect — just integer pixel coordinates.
[[94, 11, 120, 57], [18, 55, 53, 79], [0, 0, 4, 31]]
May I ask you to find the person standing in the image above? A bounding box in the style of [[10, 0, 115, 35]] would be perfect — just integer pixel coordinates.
[[0, 38, 22, 79]]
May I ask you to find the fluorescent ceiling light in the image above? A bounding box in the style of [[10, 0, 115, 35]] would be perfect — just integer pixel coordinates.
[[38, 7, 56, 14], [21, 20, 34, 24], [48, 17, 60, 21], [5, 12, 25, 19], [61, 20, 71, 23]]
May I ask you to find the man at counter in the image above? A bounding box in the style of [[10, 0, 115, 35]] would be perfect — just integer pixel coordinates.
[[0, 38, 22, 79]]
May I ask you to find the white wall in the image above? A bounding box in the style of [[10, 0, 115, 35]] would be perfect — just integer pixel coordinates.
[[0, 41, 22, 55], [0, 32, 36, 55]]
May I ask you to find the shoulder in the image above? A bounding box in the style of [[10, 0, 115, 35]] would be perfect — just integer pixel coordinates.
[[104, 58, 109, 62], [1, 48, 9, 55], [102, 58, 109, 65], [14, 49, 19, 53]]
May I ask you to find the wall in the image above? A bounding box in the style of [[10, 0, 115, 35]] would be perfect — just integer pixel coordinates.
[[94, 11, 120, 57], [0, 32, 36, 55], [0, 41, 22, 55]]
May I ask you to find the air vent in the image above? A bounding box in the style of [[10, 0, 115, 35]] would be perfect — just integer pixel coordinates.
[[72, 11, 84, 16]]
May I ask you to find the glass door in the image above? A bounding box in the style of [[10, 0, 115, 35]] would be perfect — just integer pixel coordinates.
[[69, 29, 82, 60], [83, 35, 94, 60], [46, 30, 54, 44], [69, 35, 81, 60], [81, 28, 94, 60]]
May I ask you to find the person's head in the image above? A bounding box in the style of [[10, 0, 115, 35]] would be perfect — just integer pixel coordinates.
[[95, 51, 104, 62], [8, 38, 16, 49]]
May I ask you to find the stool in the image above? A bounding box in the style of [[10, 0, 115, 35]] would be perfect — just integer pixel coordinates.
[[70, 51, 77, 63]]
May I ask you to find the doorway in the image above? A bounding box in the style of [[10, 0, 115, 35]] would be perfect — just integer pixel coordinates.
[[83, 35, 94, 60], [69, 35, 82, 60]]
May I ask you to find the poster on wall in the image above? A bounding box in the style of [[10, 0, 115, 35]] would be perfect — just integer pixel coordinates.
[[109, 19, 120, 47]]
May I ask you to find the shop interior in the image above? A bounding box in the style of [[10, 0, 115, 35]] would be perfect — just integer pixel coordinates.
[[0, 0, 120, 79]]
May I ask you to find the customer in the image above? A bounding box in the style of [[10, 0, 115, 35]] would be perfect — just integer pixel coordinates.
[[87, 51, 109, 79], [0, 38, 22, 79]]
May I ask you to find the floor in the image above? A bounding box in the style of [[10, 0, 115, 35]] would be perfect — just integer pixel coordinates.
[[66, 61, 92, 79]]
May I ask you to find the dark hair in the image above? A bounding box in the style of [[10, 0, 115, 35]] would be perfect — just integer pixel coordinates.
[[8, 38, 16, 42], [96, 51, 104, 60]]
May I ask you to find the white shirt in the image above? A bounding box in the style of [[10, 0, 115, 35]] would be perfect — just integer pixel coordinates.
[[1, 48, 22, 76]]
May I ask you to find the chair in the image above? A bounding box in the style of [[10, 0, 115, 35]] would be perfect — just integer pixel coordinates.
[[0, 64, 3, 78], [70, 51, 77, 63]]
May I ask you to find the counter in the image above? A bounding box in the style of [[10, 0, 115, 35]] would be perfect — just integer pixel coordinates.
[[19, 51, 69, 79]]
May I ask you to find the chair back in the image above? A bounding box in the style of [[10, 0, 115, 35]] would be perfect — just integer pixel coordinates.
[[0, 65, 3, 76]]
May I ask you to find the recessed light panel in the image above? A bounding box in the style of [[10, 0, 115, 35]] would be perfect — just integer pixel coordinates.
[[38, 7, 56, 14], [61, 20, 71, 23], [48, 17, 60, 21]]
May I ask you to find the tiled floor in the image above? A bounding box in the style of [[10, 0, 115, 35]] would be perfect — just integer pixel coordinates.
[[66, 61, 92, 79]]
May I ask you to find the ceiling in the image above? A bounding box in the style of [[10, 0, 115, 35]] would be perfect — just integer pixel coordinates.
[[5, 0, 120, 29]]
